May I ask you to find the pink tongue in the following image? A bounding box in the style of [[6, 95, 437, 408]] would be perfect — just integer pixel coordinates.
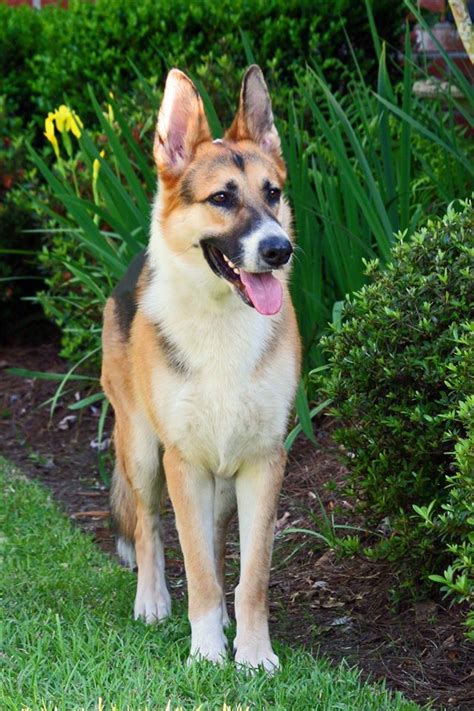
[[239, 270, 283, 315]]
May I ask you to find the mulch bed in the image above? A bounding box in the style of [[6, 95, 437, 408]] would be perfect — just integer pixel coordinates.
[[1, 342, 473, 710]]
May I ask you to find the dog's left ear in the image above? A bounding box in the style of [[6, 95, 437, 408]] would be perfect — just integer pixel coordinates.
[[226, 65, 281, 157]]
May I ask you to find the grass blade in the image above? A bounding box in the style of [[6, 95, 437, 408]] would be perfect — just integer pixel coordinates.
[[192, 76, 223, 138], [375, 94, 474, 177], [7, 369, 96, 382], [240, 29, 257, 65], [399, 22, 412, 231], [69, 392, 105, 410], [88, 87, 151, 219], [377, 43, 398, 232]]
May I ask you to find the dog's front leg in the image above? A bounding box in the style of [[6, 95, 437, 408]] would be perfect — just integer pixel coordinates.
[[163, 446, 227, 665], [234, 448, 286, 673]]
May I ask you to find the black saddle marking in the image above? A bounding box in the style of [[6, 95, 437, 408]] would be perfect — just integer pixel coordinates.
[[111, 249, 189, 375], [111, 250, 147, 340]]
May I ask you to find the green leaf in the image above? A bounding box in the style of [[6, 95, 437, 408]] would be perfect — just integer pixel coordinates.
[[285, 396, 332, 452], [49, 347, 101, 416], [88, 87, 151, 219], [192, 76, 223, 139], [7, 368, 96, 383], [374, 94, 474, 178], [69, 392, 105, 410], [239, 29, 257, 65], [97, 398, 111, 486]]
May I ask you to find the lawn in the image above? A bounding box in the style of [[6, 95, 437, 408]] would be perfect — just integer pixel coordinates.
[[0, 458, 423, 711]]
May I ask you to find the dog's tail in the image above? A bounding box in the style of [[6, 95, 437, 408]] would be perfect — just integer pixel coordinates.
[[110, 464, 137, 569]]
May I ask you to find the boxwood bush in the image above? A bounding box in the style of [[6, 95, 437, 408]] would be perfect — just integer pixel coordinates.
[[0, 0, 402, 131], [319, 201, 473, 629]]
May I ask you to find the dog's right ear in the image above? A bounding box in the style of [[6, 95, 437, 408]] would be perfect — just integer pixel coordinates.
[[154, 69, 211, 180], [226, 65, 281, 158]]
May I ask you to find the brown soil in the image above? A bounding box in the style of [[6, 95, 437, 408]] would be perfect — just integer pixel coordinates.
[[1, 342, 473, 710]]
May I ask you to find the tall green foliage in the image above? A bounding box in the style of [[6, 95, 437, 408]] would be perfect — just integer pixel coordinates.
[[283, 30, 473, 367], [31, 23, 474, 372]]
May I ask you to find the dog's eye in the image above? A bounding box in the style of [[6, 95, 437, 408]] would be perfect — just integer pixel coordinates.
[[208, 192, 230, 206], [267, 187, 281, 203]]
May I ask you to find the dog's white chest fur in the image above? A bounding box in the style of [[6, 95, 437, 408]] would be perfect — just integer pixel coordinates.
[[141, 257, 296, 476], [161, 373, 284, 476]]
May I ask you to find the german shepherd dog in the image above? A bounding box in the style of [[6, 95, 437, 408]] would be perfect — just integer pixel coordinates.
[[101, 65, 301, 672]]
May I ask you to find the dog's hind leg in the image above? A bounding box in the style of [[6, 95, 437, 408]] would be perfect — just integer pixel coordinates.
[[112, 409, 171, 624], [214, 478, 236, 628], [102, 298, 169, 622], [111, 458, 137, 569]]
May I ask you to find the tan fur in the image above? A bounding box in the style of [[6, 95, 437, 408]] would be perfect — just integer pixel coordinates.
[[101, 66, 301, 668], [234, 447, 286, 664], [102, 299, 137, 541]]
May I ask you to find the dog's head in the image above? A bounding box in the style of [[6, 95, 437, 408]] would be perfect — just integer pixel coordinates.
[[153, 66, 292, 316]]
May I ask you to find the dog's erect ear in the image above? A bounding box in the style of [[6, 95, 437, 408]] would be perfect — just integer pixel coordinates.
[[226, 65, 280, 156], [154, 69, 211, 179]]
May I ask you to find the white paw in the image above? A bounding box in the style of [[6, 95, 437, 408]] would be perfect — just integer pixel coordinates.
[[187, 606, 228, 665], [187, 640, 228, 666], [234, 644, 280, 675], [134, 587, 171, 623]]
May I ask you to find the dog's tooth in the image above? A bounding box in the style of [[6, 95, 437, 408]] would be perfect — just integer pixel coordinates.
[[228, 260, 235, 268], [223, 254, 229, 263], [233, 267, 240, 275]]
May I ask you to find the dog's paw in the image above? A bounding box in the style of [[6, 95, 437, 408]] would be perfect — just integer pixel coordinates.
[[187, 607, 228, 665], [234, 644, 280, 675], [134, 587, 171, 623], [187, 632, 228, 666], [187, 643, 228, 666]]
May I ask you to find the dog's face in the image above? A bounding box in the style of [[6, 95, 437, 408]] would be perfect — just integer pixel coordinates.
[[153, 66, 293, 316]]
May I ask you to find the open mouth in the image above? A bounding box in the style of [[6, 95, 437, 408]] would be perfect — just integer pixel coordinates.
[[202, 243, 283, 316]]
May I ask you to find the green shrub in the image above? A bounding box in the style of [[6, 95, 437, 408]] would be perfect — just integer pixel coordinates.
[[0, 0, 403, 131], [36, 234, 106, 362], [425, 327, 474, 639], [319, 202, 473, 626], [0, 97, 46, 342], [0, 4, 42, 118]]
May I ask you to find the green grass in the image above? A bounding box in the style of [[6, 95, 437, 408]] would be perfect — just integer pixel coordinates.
[[0, 459, 423, 711]]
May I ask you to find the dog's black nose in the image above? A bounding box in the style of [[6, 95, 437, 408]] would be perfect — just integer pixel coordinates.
[[259, 237, 293, 268]]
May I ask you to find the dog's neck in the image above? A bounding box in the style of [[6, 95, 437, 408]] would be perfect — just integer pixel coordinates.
[[140, 196, 280, 371], [144, 230, 243, 317]]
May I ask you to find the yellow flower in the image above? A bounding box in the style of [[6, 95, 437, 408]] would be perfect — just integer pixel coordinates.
[[44, 115, 60, 158], [54, 104, 70, 133], [69, 113, 82, 138], [107, 91, 115, 122], [93, 150, 106, 184], [53, 104, 83, 137]]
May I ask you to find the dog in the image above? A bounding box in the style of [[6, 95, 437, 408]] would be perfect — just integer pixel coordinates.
[[101, 65, 301, 672]]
